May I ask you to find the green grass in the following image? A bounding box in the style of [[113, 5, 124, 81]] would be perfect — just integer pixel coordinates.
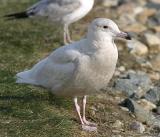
[[0, 1, 81, 137]]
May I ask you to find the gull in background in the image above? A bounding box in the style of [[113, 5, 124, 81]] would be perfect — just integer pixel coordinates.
[[16, 18, 131, 131], [4, 0, 94, 44]]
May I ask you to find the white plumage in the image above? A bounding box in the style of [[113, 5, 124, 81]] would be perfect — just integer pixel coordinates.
[[16, 18, 131, 131]]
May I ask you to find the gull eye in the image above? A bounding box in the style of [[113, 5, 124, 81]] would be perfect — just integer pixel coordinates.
[[103, 25, 108, 29]]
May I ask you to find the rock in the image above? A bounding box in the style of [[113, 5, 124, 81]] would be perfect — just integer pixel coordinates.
[[130, 121, 145, 133], [112, 120, 124, 129], [146, 2, 160, 11], [117, 2, 135, 15], [133, 7, 144, 15], [123, 23, 147, 33], [118, 66, 126, 72], [149, 0, 160, 4], [120, 106, 129, 112], [157, 106, 160, 114], [118, 14, 136, 27], [152, 26, 160, 32], [137, 99, 156, 111], [143, 33, 160, 52], [111, 135, 122, 137], [101, 0, 119, 7], [143, 87, 160, 104], [148, 72, 160, 81], [136, 8, 156, 24], [114, 71, 151, 97], [150, 54, 160, 72], [127, 39, 148, 56], [120, 98, 154, 124]]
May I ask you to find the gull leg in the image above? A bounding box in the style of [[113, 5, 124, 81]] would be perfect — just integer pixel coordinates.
[[74, 97, 97, 132], [66, 24, 73, 43], [82, 96, 97, 127], [64, 25, 69, 45]]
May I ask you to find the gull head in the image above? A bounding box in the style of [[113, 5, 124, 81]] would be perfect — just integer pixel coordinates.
[[87, 18, 131, 41]]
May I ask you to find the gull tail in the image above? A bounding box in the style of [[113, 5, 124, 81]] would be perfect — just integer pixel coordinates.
[[16, 70, 38, 85], [4, 11, 29, 20]]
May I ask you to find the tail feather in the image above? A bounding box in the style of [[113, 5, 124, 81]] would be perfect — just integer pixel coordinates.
[[16, 71, 38, 85], [4, 11, 29, 20]]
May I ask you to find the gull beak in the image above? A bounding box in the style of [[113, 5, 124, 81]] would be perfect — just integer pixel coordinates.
[[116, 32, 132, 40]]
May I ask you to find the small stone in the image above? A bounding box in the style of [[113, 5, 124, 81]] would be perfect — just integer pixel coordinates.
[[137, 99, 156, 111], [152, 26, 160, 32], [112, 120, 124, 129], [118, 14, 136, 27], [157, 106, 160, 114], [123, 23, 147, 33], [117, 2, 135, 15], [143, 33, 160, 52], [112, 135, 122, 137], [150, 54, 160, 72], [120, 106, 129, 112], [148, 72, 160, 81], [120, 98, 154, 124], [137, 8, 156, 24], [130, 121, 145, 133], [101, 0, 119, 7], [144, 87, 160, 104], [149, 0, 160, 4], [133, 7, 144, 15], [118, 66, 126, 72], [127, 39, 148, 56]]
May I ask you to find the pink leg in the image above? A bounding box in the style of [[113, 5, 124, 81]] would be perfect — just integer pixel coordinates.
[[82, 96, 97, 127], [74, 97, 97, 132]]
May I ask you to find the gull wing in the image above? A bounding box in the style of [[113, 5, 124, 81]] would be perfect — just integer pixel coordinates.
[[27, 0, 81, 20]]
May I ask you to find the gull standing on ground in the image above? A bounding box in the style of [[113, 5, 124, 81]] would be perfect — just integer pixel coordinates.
[[4, 0, 94, 44], [16, 18, 131, 131]]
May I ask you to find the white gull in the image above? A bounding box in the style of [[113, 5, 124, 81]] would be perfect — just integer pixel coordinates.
[[4, 0, 94, 44], [16, 18, 131, 131]]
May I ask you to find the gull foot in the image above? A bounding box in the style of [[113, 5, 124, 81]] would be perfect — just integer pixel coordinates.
[[82, 124, 97, 132], [83, 120, 97, 127]]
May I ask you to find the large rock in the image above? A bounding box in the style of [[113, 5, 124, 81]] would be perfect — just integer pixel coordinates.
[[127, 39, 148, 56], [114, 71, 152, 97], [120, 98, 155, 124]]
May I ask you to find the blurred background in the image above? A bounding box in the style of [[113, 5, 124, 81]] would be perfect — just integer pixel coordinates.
[[0, 0, 160, 137]]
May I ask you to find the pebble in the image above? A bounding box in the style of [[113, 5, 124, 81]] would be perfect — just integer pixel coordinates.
[[123, 23, 147, 33], [137, 99, 156, 111], [157, 106, 160, 114], [148, 72, 160, 81], [130, 121, 145, 133], [144, 87, 160, 104], [137, 8, 156, 24], [120, 106, 129, 112], [120, 98, 154, 124], [150, 54, 160, 72], [143, 33, 160, 52], [111, 135, 122, 137], [112, 120, 124, 129], [101, 0, 119, 7], [127, 39, 148, 56]]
